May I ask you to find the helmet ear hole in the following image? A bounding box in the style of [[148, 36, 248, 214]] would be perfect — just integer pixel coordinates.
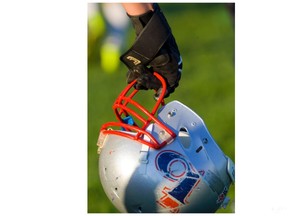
[[178, 127, 191, 149]]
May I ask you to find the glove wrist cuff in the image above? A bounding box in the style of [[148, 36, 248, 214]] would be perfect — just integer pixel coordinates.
[[128, 10, 153, 36], [120, 4, 171, 69]]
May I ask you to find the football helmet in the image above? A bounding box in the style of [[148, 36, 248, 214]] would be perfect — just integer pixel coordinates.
[[97, 73, 235, 213]]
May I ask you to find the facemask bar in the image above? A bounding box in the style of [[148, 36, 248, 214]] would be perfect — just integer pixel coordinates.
[[99, 72, 176, 149]]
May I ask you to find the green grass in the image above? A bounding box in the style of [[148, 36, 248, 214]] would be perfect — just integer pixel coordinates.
[[88, 3, 235, 213]]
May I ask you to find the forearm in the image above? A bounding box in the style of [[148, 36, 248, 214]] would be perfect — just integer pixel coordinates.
[[121, 3, 154, 15]]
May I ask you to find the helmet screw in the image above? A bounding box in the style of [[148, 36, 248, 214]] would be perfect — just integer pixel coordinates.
[[202, 138, 208, 144], [168, 109, 177, 118], [159, 130, 166, 140]]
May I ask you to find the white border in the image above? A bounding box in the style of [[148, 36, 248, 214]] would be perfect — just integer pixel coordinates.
[[1, 0, 288, 215]]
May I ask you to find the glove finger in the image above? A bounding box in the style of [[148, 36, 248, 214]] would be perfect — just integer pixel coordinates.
[[153, 72, 181, 100], [138, 72, 162, 90], [154, 87, 174, 100], [126, 69, 141, 84], [134, 82, 148, 90]]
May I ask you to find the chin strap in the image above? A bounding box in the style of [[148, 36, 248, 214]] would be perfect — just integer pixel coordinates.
[[120, 3, 171, 69]]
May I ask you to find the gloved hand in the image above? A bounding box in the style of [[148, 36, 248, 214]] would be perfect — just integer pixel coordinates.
[[126, 65, 161, 91], [121, 3, 183, 99]]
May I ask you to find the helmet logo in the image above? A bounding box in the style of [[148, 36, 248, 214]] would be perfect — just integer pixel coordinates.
[[126, 56, 141, 65], [155, 150, 200, 212]]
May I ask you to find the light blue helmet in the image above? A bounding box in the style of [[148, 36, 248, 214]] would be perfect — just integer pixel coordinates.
[[97, 73, 235, 213]]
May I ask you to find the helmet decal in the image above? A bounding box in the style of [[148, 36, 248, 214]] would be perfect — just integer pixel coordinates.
[[217, 186, 228, 204], [155, 150, 201, 211]]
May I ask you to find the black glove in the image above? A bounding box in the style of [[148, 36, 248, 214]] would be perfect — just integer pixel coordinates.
[[126, 65, 161, 91], [121, 3, 183, 99]]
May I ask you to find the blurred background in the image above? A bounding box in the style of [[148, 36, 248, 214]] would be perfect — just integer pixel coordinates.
[[88, 3, 235, 213]]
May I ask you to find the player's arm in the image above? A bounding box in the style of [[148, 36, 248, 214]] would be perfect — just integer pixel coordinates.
[[120, 3, 183, 99], [121, 3, 154, 15]]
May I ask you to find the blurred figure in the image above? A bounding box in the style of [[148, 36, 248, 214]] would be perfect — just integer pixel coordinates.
[[88, 3, 129, 73], [87, 4, 104, 47]]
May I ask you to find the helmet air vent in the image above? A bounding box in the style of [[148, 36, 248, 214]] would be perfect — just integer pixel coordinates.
[[178, 127, 191, 149]]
